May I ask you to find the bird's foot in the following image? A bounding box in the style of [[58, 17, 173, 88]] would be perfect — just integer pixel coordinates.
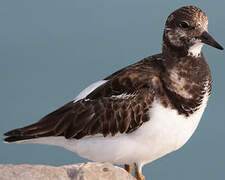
[[124, 164, 132, 174], [134, 172, 145, 180]]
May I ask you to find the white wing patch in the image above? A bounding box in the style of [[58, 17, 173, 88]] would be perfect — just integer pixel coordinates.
[[73, 80, 108, 102], [111, 93, 136, 99]]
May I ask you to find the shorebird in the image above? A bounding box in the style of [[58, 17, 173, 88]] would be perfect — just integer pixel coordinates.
[[4, 6, 223, 180]]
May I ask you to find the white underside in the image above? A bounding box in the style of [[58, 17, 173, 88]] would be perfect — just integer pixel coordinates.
[[15, 79, 209, 172], [17, 94, 209, 170]]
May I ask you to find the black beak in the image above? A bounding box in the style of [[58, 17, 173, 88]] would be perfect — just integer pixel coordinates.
[[200, 31, 224, 50]]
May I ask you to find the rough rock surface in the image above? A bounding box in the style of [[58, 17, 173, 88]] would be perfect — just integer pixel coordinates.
[[0, 162, 135, 180]]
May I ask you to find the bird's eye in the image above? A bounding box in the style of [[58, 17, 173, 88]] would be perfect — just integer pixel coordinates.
[[180, 21, 190, 29]]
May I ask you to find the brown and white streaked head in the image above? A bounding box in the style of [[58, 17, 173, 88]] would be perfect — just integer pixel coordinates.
[[163, 6, 223, 57]]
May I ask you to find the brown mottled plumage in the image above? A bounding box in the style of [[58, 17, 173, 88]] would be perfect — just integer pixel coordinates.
[[4, 5, 223, 180], [4, 51, 212, 142]]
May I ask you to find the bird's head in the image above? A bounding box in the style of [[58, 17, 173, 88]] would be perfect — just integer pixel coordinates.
[[163, 6, 223, 57]]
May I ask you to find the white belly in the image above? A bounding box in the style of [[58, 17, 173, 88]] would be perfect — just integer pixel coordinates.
[[132, 96, 208, 164], [21, 93, 209, 167]]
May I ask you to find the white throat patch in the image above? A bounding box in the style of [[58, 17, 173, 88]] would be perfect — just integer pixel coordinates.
[[188, 42, 203, 57]]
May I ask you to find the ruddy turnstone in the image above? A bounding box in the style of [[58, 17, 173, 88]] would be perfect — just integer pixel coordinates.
[[4, 5, 223, 180]]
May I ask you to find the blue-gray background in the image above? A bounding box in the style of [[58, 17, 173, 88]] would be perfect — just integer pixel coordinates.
[[1, 0, 225, 179]]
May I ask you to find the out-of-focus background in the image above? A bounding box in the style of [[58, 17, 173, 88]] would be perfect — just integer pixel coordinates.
[[1, 1, 225, 179]]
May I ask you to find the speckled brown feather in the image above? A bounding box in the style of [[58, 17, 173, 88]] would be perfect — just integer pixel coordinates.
[[4, 55, 161, 141], [163, 6, 209, 57], [4, 6, 214, 143], [4, 51, 212, 142], [161, 52, 212, 116]]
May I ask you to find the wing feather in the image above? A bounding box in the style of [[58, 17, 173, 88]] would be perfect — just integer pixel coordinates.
[[4, 55, 164, 142]]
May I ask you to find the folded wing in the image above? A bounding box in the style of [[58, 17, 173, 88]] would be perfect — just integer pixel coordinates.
[[4, 56, 162, 142]]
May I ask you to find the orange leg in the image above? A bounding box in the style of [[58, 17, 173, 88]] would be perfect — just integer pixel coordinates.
[[124, 164, 132, 174], [134, 163, 145, 180]]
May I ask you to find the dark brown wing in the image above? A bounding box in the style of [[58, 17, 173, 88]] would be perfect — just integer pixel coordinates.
[[4, 55, 164, 142], [86, 54, 163, 100], [4, 89, 154, 142]]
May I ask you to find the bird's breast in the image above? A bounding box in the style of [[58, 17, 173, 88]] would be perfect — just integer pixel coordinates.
[[133, 92, 209, 163]]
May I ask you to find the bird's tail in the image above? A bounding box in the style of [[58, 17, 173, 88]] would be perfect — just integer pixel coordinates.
[[3, 100, 100, 143], [3, 101, 76, 143], [4, 101, 79, 143], [3, 120, 55, 143]]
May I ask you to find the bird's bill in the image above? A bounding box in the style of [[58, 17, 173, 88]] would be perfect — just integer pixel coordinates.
[[200, 31, 224, 50]]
